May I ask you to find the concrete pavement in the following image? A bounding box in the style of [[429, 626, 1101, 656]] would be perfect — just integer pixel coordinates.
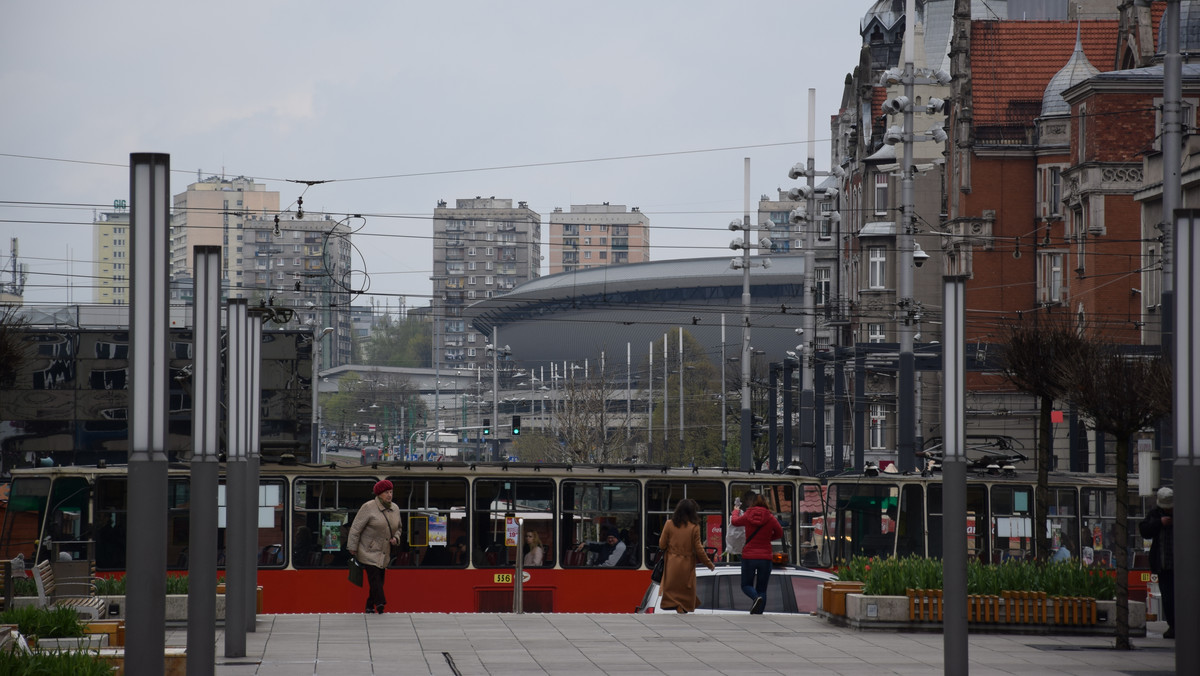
[[179, 613, 1176, 676]]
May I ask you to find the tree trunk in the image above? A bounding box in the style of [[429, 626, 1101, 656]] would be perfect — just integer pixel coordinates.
[[1036, 397, 1052, 561], [1114, 433, 1131, 650]]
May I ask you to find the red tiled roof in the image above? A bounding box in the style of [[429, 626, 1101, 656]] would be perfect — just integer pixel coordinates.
[[971, 20, 1118, 129]]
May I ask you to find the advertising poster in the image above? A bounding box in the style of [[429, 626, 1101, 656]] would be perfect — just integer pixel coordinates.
[[321, 520, 341, 552], [429, 514, 448, 546]]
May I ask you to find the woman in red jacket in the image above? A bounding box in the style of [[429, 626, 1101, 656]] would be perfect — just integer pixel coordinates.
[[731, 490, 783, 614]]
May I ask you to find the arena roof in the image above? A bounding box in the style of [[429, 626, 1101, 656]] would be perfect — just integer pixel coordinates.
[[463, 256, 812, 369]]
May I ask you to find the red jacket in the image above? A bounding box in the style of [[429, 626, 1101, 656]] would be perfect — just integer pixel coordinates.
[[731, 505, 783, 560]]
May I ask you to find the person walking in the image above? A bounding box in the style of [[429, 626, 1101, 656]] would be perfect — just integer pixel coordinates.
[[1139, 486, 1174, 638], [348, 479, 401, 614], [732, 490, 783, 614], [658, 498, 715, 613]]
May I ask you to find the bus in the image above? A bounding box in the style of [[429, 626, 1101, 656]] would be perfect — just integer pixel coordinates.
[[0, 460, 1149, 614]]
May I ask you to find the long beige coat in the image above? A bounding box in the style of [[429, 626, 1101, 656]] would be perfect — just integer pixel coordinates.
[[347, 498, 401, 569], [658, 521, 714, 612]]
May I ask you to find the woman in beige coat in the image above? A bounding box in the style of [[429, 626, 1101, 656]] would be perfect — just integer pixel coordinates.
[[657, 498, 715, 613], [348, 480, 401, 614]]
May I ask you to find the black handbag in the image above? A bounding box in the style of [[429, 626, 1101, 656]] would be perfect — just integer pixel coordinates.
[[650, 555, 665, 584], [348, 558, 364, 587]]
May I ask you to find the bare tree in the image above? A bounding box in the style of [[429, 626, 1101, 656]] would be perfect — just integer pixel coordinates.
[[998, 315, 1084, 561], [1062, 341, 1171, 650]]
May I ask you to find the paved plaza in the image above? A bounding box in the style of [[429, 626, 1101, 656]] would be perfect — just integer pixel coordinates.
[[170, 613, 1177, 675]]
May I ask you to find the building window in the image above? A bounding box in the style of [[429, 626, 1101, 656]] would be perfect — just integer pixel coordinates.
[[583, 237, 591, 245], [1077, 104, 1086, 163], [1049, 167, 1062, 216], [584, 225, 592, 231], [1039, 252, 1065, 304], [584, 251, 591, 259], [874, 175, 888, 216], [868, 246, 887, 289], [870, 404, 886, 449], [814, 267, 831, 306], [599, 251, 607, 260], [868, 323, 885, 343], [467, 247, 476, 256], [485, 276, 494, 285], [600, 237, 607, 245], [468, 262, 477, 271]]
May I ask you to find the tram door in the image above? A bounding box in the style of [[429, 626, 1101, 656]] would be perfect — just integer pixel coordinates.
[[927, 483, 989, 560], [829, 483, 899, 561]]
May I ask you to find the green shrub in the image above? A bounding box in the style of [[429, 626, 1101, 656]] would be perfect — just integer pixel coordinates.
[[92, 576, 124, 595], [0, 606, 84, 638], [0, 647, 114, 676], [837, 555, 1115, 600], [11, 576, 37, 597]]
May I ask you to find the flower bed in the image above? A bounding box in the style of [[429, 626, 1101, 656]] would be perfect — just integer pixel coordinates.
[[836, 555, 1115, 599]]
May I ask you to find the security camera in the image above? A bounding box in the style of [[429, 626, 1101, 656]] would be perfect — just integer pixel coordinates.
[[758, 237, 773, 249], [789, 207, 808, 224], [787, 185, 814, 201], [883, 126, 904, 146], [927, 126, 948, 143], [729, 219, 743, 231], [933, 69, 952, 85], [730, 239, 744, 251], [913, 243, 930, 268], [824, 187, 839, 200], [787, 162, 806, 180], [882, 96, 910, 115], [795, 327, 804, 336], [926, 97, 946, 114]]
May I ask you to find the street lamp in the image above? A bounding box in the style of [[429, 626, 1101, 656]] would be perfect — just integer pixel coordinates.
[[485, 331, 511, 461], [310, 326, 334, 462]]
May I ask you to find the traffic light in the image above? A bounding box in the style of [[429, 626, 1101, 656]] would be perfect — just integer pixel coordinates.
[[483, 418, 491, 436], [511, 415, 521, 436]]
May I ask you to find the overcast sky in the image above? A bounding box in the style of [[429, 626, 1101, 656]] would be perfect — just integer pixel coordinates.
[[1, 1, 868, 311]]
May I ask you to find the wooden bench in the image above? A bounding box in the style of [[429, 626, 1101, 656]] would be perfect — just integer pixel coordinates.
[[32, 559, 107, 619]]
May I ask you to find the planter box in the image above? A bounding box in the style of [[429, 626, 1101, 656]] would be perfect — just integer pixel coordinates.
[[103, 586, 261, 621], [837, 593, 1146, 636], [34, 634, 108, 650], [83, 620, 125, 647], [820, 581, 866, 616], [97, 647, 186, 676]]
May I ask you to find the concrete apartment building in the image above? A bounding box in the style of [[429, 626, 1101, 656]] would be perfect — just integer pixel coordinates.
[[431, 197, 541, 372], [92, 210, 131, 305], [169, 175, 280, 299], [547, 204, 649, 273]]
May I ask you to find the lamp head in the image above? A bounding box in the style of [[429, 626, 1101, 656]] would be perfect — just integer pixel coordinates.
[[913, 243, 930, 268]]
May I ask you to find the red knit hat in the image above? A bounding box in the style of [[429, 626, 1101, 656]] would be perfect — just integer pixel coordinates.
[[373, 479, 393, 496]]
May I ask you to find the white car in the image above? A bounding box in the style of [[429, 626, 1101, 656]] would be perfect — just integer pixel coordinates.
[[635, 563, 836, 614]]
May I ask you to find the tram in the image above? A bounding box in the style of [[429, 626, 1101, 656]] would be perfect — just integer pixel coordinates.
[[0, 460, 1149, 614]]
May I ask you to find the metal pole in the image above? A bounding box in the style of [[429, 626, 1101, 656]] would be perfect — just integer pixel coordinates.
[[897, 0, 917, 473], [721, 314, 727, 447], [626, 343, 632, 443], [493, 327, 499, 461], [127, 152, 169, 676], [1173, 210, 1199, 674], [664, 334, 668, 445], [648, 342, 653, 463], [187, 247, 221, 676], [224, 300, 248, 657], [1162, 0, 1182, 483], [740, 158, 753, 470], [513, 518, 524, 614], [800, 91, 817, 471], [768, 364, 778, 471], [245, 312, 263, 631], [942, 275, 968, 674], [783, 358, 794, 468], [678, 328, 684, 450]]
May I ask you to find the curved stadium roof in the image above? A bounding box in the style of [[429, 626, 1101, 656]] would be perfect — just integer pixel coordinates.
[[463, 256, 811, 369]]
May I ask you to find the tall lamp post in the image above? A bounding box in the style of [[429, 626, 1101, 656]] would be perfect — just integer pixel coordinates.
[[729, 158, 774, 470], [310, 326, 334, 463], [486, 329, 511, 461]]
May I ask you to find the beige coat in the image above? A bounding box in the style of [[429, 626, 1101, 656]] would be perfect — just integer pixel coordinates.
[[347, 498, 401, 569], [657, 521, 714, 612]]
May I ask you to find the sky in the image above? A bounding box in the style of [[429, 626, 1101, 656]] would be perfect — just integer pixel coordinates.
[[1, 1, 869, 312]]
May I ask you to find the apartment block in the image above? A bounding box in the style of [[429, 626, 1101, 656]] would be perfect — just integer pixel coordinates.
[[547, 204, 649, 274], [169, 175, 280, 298], [92, 210, 131, 304], [431, 197, 541, 372]]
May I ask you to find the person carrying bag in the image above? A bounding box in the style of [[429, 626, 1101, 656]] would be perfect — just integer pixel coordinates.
[[347, 480, 401, 614], [731, 490, 783, 614]]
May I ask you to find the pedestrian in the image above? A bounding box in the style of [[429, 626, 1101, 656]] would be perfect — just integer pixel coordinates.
[[1139, 486, 1174, 638], [657, 498, 715, 613], [575, 528, 627, 567], [731, 490, 783, 614], [348, 479, 401, 614]]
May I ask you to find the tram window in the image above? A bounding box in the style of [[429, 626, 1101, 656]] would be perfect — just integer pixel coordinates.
[[208, 478, 287, 570], [730, 482, 794, 564], [0, 476, 51, 562], [829, 483, 899, 561], [990, 485, 1033, 563], [1048, 487, 1078, 561], [292, 479, 375, 568], [1081, 487, 1121, 567], [561, 480, 639, 568], [896, 484, 924, 558], [474, 478, 554, 568], [927, 484, 989, 561], [386, 477, 468, 567], [645, 480, 724, 566], [796, 484, 829, 568], [95, 477, 126, 570]]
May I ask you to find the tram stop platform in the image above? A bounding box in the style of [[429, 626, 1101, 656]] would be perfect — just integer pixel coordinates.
[[167, 613, 1178, 675]]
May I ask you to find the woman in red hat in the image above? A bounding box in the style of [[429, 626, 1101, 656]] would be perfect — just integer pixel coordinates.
[[348, 479, 401, 613]]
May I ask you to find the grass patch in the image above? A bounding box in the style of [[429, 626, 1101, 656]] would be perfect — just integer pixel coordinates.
[[0, 605, 84, 638], [0, 647, 114, 676]]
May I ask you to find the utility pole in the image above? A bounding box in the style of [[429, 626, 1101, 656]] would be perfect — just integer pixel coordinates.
[[897, 0, 917, 474]]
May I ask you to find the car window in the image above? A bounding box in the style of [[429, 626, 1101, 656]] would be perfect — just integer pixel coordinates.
[[696, 575, 716, 610], [790, 575, 825, 613], [721, 573, 791, 612]]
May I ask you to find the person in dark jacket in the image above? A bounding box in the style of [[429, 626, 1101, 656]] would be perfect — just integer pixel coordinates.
[[1139, 486, 1174, 638], [575, 528, 627, 567], [731, 490, 783, 614], [658, 498, 715, 613], [348, 480, 401, 614]]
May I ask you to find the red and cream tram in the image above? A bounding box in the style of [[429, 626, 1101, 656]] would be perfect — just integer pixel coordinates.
[[0, 461, 1149, 613]]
